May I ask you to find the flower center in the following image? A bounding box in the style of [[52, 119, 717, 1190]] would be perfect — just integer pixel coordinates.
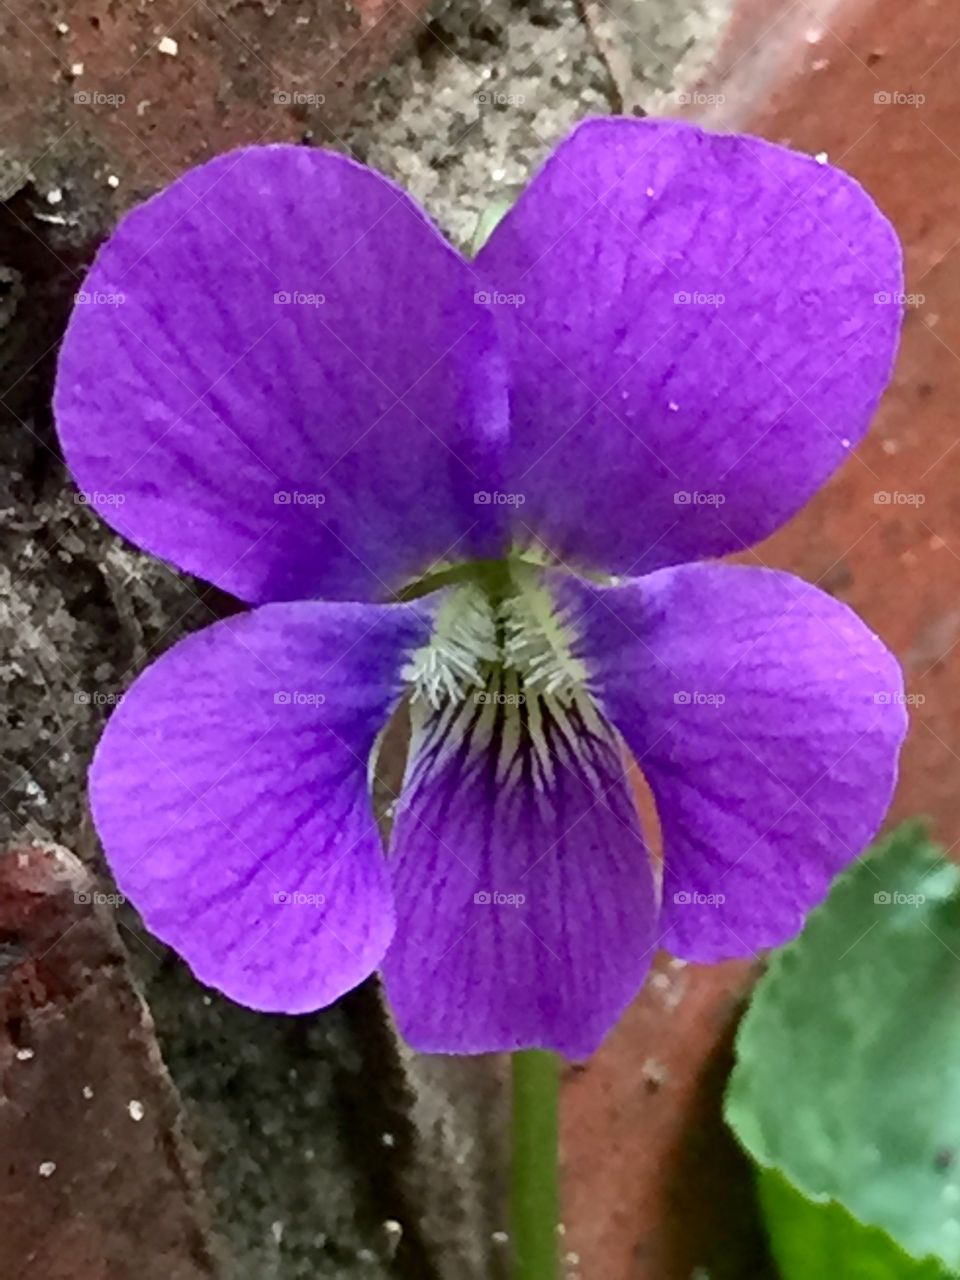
[[401, 558, 588, 711]]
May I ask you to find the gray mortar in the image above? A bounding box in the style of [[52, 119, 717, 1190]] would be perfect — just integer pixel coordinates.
[[339, 0, 731, 246], [0, 0, 730, 1276]]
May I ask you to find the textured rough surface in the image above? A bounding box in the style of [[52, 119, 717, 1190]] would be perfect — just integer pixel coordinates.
[[344, 0, 733, 243], [562, 953, 768, 1280], [0, 0, 433, 199], [701, 0, 960, 876], [0, 0, 733, 1276], [0, 843, 219, 1280]]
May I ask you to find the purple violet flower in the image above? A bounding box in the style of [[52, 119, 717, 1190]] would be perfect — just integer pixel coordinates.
[[54, 118, 907, 1058]]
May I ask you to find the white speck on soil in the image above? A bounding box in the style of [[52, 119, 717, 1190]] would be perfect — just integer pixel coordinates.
[[82, 1085, 94, 1100], [16, 1047, 34, 1061], [38, 1161, 57, 1178], [46, 188, 63, 205], [642, 1057, 669, 1089], [158, 35, 179, 56], [107, 174, 120, 189], [127, 1099, 145, 1121]]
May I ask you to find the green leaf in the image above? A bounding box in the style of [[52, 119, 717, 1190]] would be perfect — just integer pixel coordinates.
[[469, 198, 517, 256], [726, 825, 960, 1278], [756, 1167, 953, 1279]]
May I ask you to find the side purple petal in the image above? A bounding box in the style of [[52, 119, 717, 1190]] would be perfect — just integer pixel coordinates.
[[477, 117, 903, 576], [55, 146, 510, 604], [381, 690, 658, 1057], [553, 564, 907, 959], [90, 597, 438, 1012]]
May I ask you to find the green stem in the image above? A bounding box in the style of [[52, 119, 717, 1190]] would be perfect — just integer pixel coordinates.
[[510, 1049, 560, 1280]]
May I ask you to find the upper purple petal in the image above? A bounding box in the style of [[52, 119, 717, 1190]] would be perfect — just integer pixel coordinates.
[[477, 117, 903, 575], [554, 564, 907, 959], [55, 146, 510, 604], [90, 596, 437, 1012], [381, 686, 658, 1057]]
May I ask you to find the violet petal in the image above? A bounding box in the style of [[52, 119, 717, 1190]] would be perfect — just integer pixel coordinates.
[[382, 689, 657, 1056], [55, 146, 510, 604], [554, 563, 907, 959], [90, 596, 438, 1010], [477, 117, 903, 575]]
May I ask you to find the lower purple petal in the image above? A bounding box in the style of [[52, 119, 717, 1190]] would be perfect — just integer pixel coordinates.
[[381, 687, 658, 1057], [554, 564, 907, 960], [90, 597, 438, 1012]]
